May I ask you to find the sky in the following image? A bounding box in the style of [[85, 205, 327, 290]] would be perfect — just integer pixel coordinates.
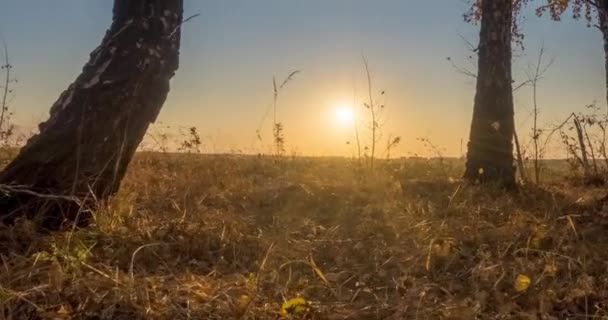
[[0, 0, 605, 157]]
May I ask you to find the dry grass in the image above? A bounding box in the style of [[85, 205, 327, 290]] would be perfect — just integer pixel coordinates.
[[1, 153, 608, 319]]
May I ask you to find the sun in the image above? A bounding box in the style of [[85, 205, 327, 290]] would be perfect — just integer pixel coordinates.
[[334, 104, 354, 126]]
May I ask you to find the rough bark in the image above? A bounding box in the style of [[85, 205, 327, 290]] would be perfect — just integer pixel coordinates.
[[573, 115, 592, 177], [599, 0, 608, 114], [464, 0, 516, 187], [0, 0, 184, 229], [513, 128, 527, 184]]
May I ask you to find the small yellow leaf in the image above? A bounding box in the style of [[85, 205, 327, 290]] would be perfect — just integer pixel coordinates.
[[280, 297, 309, 316], [39, 305, 71, 320], [238, 295, 250, 308], [543, 263, 558, 277], [432, 239, 455, 258], [56, 305, 70, 316], [514, 274, 531, 292], [309, 256, 329, 285], [530, 224, 549, 249]]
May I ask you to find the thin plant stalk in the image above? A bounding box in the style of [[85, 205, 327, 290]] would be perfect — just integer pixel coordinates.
[[363, 56, 377, 170]]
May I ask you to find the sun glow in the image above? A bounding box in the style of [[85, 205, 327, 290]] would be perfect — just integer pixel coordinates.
[[334, 104, 355, 126]]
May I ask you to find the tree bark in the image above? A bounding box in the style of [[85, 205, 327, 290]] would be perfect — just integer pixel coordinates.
[[0, 0, 184, 229], [464, 0, 516, 187], [573, 115, 592, 177], [513, 128, 527, 184], [598, 0, 608, 115]]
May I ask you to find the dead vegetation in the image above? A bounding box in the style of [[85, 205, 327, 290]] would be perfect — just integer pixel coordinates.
[[0, 153, 607, 319]]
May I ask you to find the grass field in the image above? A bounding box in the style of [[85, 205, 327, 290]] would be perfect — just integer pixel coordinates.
[[1, 153, 607, 319]]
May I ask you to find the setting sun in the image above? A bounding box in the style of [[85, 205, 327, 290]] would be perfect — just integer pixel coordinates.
[[334, 104, 355, 126]]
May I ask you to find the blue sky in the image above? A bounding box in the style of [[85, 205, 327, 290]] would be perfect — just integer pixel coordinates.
[[0, 1, 604, 156]]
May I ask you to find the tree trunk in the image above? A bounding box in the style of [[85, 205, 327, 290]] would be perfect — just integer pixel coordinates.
[[598, 0, 608, 115], [513, 128, 527, 184], [573, 115, 592, 177], [0, 0, 184, 229], [464, 0, 516, 187]]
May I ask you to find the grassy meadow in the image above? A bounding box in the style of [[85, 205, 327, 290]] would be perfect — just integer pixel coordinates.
[[0, 153, 606, 319]]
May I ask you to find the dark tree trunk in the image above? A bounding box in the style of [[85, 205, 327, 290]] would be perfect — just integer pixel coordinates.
[[0, 0, 184, 229], [464, 0, 516, 187], [598, 0, 608, 114]]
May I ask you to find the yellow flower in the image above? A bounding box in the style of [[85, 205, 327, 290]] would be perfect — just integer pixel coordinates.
[[514, 274, 531, 292], [280, 297, 309, 316]]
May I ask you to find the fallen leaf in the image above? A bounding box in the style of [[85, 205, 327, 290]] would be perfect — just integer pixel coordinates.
[[280, 297, 310, 317], [514, 274, 531, 292]]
